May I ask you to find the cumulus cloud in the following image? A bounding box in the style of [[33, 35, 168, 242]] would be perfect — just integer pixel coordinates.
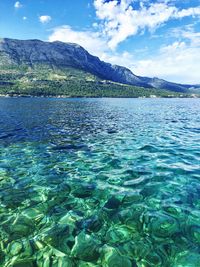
[[14, 1, 22, 9], [175, 7, 200, 18], [93, 0, 200, 49], [101, 36, 200, 84], [39, 15, 52, 24], [48, 1, 200, 83], [170, 26, 200, 47], [48, 25, 200, 83], [49, 1, 200, 54], [133, 39, 200, 84], [49, 25, 108, 57]]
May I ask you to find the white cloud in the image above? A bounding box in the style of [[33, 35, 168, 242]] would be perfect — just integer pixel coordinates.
[[48, 23, 200, 83], [93, 0, 200, 50], [175, 7, 200, 18], [133, 40, 200, 84], [49, 25, 108, 57], [48, 25, 137, 73], [22, 16, 27, 20], [39, 15, 52, 24], [170, 26, 200, 47], [182, 31, 200, 46], [14, 1, 22, 9], [47, 1, 200, 84], [101, 38, 200, 84]]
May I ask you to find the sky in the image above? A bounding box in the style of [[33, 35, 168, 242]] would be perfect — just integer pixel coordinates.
[[0, 0, 200, 84]]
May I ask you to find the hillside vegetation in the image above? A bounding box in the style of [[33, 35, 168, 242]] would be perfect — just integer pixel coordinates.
[[0, 38, 199, 97], [0, 65, 186, 98]]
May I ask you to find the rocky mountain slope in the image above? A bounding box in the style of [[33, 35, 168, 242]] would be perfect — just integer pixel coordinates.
[[0, 38, 199, 95]]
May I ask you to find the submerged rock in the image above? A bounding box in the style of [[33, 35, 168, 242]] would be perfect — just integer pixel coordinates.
[[3, 215, 34, 239], [51, 256, 75, 267], [42, 224, 72, 254], [72, 183, 96, 198], [8, 241, 23, 256], [141, 251, 163, 267], [0, 250, 5, 265], [105, 225, 132, 244], [22, 207, 44, 224], [77, 215, 102, 233], [149, 214, 179, 238], [104, 197, 121, 210], [12, 258, 36, 267], [21, 239, 33, 258], [186, 224, 200, 244], [131, 240, 151, 259], [78, 261, 100, 267], [58, 210, 83, 226], [71, 232, 100, 262], [101, 246, 133, 267], [173, 251, 200, 267]]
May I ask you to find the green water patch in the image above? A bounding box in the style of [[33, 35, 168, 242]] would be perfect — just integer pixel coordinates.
[[0, 137, 199, 267], [0, 98, 200, 266]]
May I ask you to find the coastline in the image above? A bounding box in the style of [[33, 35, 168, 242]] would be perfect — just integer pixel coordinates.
[[0, 94, 199, 99]]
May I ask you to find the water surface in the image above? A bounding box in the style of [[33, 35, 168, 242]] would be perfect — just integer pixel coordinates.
[[0, 98, 200, 266]]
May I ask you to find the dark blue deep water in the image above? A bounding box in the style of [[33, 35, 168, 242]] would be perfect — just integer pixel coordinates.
[[0, 97, 200, 266]]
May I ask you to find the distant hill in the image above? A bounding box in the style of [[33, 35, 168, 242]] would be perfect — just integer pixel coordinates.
[[0, 38, 199, 97]]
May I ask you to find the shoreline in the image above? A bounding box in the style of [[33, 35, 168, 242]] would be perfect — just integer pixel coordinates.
[[0, 94, 199, 99]]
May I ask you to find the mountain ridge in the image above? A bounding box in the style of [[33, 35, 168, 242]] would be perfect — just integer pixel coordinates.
[[0, 38, 199, 95]]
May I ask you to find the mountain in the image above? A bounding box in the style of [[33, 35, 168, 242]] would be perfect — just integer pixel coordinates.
[[0, 38, 147, 88], [0, 38, 199, 97]]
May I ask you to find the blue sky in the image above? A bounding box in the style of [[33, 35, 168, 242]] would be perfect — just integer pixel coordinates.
[[0, 0, 200, 84]]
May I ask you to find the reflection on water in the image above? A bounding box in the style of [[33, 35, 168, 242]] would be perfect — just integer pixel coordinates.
[[0, 97, 200, 266]]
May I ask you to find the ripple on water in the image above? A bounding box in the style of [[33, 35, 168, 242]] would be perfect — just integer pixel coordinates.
[[0, 97, 200, 266]]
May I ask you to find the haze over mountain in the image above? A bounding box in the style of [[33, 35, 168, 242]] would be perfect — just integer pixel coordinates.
[[0, 38, 199, 96]]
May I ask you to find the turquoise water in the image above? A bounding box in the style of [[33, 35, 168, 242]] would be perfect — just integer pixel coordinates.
[[0, 97, 200, 267]]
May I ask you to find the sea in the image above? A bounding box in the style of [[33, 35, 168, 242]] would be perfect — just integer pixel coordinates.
[[0, 97, 200, 266]]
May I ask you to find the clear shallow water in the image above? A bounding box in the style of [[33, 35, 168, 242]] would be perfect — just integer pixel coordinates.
[[0, 97, 200, 267]]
